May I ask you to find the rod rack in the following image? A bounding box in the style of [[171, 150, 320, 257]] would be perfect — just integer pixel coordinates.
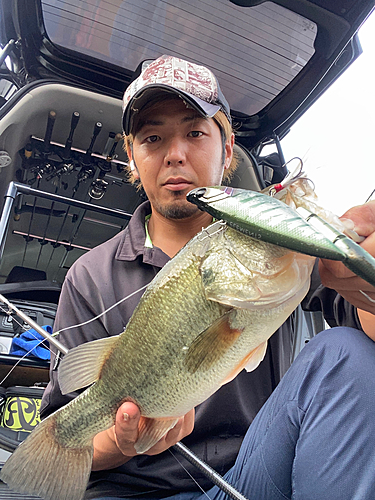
[[0, 181, 132, 260]]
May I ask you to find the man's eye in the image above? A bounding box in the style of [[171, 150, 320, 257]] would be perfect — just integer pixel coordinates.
[[188, 131, 203, 138], [146, 135, 159, 143]]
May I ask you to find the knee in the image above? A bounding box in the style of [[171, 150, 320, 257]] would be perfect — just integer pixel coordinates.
[[285, 326, 375, 424], [308, 326, 374, 359], [297, 326, 375, 386]]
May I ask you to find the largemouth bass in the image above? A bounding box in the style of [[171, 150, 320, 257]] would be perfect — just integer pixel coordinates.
[[1, 220, 314, 500]]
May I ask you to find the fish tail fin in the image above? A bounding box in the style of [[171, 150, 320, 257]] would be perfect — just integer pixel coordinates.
[[0, 413, 93, 500]]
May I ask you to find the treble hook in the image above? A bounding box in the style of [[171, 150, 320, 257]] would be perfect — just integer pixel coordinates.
[[268, 157, 306, 196]]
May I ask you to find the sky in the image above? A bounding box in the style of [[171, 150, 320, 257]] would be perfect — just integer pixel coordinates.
[[281, 8, 375, 216]]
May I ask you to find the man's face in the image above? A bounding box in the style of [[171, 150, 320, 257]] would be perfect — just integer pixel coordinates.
[[130, 98, 233, 220]]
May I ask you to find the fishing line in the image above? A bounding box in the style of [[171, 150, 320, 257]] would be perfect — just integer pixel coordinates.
[[0, 302, 53, 386], [170, 444, 250, 500], [359, 290, 375, 304], [0, 281, 151, 386], [0, 303, 51, 343], [0, 338, 48, 386], [168, 448, 212, 500], [0, 295, 66, 355], [53, 282, 150, 337], [0, 281, 150, 383], [50, 223, 225, 339]]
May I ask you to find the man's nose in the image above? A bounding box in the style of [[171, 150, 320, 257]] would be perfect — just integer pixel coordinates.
[[164, 137, 186, 166]]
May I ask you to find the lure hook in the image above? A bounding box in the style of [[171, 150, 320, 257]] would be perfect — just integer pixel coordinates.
[[268, 157, 305, 196]]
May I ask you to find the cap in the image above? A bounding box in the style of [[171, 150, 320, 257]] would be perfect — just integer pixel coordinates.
[[122, 55, 231, 135]]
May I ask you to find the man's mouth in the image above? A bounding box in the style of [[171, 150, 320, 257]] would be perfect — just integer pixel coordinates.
[[163, 178, 192, 191]]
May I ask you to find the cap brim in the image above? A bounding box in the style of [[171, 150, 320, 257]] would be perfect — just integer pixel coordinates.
[[122, 84, 221, 135]]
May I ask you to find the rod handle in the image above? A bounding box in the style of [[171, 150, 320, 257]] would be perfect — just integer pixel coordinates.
[[63, 111, 80, 158], [85, 121, 102, 157], [44, 110, 57, 153]]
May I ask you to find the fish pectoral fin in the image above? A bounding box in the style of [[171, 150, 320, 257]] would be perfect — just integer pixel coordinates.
[[245, 340, 268, 372], [221, 340, 268, 385], [58, 335, 120, 394], [135, 416, 179, 454], [185, 311, 243, 374], [244, 340, 268, 372]]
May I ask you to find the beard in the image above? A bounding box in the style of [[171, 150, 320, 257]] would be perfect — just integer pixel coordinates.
[[152, 190, 199, 219]]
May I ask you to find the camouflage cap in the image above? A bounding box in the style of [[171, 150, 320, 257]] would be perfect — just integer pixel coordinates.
[[122, 55, 231, 135]]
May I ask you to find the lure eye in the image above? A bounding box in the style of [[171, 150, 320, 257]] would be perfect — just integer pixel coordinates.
[[194, 188, 207, 198], [186, 187, 208, 205]]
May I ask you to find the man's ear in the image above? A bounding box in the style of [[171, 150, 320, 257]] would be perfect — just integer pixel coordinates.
[[128, 147, 140, 179], [132, 162, 140, 180], [224, 133, 235, 169]]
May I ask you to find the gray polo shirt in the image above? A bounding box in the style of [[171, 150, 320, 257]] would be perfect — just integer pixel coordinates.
[[40, 201, 362, 499]]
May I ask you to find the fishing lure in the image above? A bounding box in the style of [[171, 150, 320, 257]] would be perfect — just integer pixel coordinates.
[[187, 181, 375, 288]]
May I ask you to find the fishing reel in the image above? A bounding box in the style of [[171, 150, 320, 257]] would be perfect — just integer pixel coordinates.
[[18, 111, 125, 198], [88, 178, 109, 200]]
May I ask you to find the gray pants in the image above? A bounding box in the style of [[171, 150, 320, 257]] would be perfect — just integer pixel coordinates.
[[96, 327, 375, 500]]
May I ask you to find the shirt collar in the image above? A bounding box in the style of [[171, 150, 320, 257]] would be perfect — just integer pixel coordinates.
[[115, 201, 170, 267]]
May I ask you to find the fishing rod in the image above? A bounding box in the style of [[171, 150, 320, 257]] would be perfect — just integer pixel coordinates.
[[172, 442, 249, 500], [52, 129, 123, 281], [52, 121, 103, 281], [0, 294, 67, 355], [0, 181, 132, 274], [20, 178, 40, 267], [12, 111, 125, 276], [35, 185, 59, 269], [0, 294, 250, 500], [44, 111, 83, 273], [20, 110, 58, 267], [89, 132, 122, 201]]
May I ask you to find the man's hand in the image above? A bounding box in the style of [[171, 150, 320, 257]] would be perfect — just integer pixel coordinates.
[[113, 402, 195, 456], [319, 201, 375, 314], [92, 402, 195, 471]]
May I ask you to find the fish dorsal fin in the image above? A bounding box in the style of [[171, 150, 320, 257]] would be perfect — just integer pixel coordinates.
[[58, 335, 119, 395], [135, 416, 179, 454], [221, 340, 268, 385], [185, 311, 243, 374]]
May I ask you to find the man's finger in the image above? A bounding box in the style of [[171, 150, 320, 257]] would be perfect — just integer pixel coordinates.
[[319, 259, 355, 282], [114, 402, 141, 454], [340, 201, 375, 238], [116, 401, 141, 425], [319, 260, 375, 292], [336, 289, 375, 315]]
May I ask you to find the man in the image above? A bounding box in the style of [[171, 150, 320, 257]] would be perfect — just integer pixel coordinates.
[[41, 55, 375, 499]]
